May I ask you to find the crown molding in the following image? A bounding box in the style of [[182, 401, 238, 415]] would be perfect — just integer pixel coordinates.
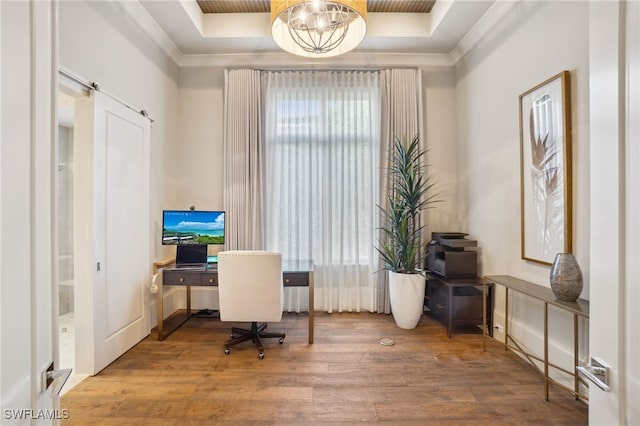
[[450, 0, 521, 65], [177, 51, 454, 69], [126, 0, 518, 70], [118, 0, 183, 65]]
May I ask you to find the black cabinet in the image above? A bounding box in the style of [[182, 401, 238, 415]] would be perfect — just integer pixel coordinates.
[[425, 276, 493, 338]]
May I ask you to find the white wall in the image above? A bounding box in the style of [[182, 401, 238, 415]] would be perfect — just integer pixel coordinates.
[[172, 68, 226, 310], [423, 69, 459, 234], [59, 0, 180, 265], [175, 69, 225, 213], [454, 0, 591, 385]]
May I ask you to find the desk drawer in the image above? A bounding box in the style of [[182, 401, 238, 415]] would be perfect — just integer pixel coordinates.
[[284, 272, 309, 287], [201, 272, 218, 286], [163, 270, 202, 286]]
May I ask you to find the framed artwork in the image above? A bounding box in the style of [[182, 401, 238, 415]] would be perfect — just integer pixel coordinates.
[[519, 71, 572, 265]]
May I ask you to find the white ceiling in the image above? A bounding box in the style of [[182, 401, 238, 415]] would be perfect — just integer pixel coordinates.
[[131, 0, 514, 68]]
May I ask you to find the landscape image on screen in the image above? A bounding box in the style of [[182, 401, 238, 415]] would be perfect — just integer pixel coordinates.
[[162, 210, 225, 245]]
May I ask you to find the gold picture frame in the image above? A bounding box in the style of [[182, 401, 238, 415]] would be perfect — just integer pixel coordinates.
[[519, 71, 572, 265]]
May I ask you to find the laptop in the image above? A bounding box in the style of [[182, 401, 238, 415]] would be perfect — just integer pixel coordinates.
[[175, 244, 208, 268]]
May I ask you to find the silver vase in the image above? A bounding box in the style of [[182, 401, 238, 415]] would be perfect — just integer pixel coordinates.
[[550, 253, 583, 302]]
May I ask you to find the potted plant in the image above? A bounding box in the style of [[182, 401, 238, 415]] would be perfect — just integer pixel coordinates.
[[377, 134, 437, 329]]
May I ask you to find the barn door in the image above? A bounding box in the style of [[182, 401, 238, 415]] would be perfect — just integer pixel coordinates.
[[74, 90, 151, 374]]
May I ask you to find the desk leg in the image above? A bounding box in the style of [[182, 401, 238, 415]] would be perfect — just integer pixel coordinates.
[[544, 302, 549, 401], [308, 271, 314, 344], [156, 273, 194, 341], [157, 273, 164, 340], [482, 279, 487, 350], [186, 285, 192, 316]]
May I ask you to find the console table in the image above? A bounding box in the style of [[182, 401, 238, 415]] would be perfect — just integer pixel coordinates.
[[154, 259, 314, 343], [482, 275, 589, 401]]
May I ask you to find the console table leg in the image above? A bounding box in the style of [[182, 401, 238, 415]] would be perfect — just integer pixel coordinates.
[[574, 313, 579, 399], [544, 302, 549, 401], [504, 288, 509, 350]]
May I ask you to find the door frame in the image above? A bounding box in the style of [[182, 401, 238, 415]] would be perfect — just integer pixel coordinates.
[[57, 74, 91, 384], [1, 0, 59, 416], [588, 1, 639, 423]]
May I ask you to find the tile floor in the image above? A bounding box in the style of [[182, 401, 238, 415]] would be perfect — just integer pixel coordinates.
[[59, 312, 88, 395]]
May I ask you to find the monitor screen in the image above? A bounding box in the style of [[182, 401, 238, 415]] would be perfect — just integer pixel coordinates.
[[162, 210, 225, 245]]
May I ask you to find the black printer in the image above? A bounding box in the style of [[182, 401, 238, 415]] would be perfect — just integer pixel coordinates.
[[426, 232, 477, 278]]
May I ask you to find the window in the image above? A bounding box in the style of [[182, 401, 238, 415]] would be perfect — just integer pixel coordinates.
[[264, 70, 381, 312]]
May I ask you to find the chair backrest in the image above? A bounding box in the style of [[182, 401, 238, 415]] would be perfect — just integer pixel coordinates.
[[217, 250, 284, 323]]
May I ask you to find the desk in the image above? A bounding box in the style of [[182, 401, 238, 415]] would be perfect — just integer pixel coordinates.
[[482, 275, 589, 401], [155, 259, 314, 343]]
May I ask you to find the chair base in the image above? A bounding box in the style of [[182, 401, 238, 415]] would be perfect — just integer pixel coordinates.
[[223, 321, 285, 359]]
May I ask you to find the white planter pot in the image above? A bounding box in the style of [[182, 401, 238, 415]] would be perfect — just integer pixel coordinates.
[[388, 271, 426, 329]]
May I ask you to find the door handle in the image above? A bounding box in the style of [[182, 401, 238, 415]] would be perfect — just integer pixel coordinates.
[[42, 362, 72, 395], [577, 357, 610, 392]]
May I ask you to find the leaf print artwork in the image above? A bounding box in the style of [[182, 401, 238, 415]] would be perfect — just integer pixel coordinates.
[[520, 72, 572, 264]]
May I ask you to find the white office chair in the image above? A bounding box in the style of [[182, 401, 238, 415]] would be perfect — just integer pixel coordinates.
[[217, 250, 285, 359]]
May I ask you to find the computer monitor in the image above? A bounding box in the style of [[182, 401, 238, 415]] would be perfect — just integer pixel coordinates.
[[162, 210, 225, 245]]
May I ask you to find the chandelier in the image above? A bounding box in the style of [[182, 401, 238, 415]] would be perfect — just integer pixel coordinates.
[[271, 0, 367, 58]]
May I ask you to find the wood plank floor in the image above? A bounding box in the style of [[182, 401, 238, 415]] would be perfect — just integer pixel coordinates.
[[61, 312, 588, 425]]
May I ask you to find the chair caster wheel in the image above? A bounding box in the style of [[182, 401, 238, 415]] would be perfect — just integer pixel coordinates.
[[258, 352, 264, 359], [279, 338, 284, 344], [224, 348, 230, 355], [230, 333, 235, 338]]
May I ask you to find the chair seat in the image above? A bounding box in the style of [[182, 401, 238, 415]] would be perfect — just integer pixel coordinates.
[[223, 321, 285, 359]]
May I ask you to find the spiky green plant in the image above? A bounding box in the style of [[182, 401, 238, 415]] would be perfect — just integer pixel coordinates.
[[377, 134, 438, 274]]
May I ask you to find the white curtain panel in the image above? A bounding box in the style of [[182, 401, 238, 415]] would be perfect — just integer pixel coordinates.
[[264, 70, 381, 313], [223, 69, 265, 250], [377, 69, 424, 314]]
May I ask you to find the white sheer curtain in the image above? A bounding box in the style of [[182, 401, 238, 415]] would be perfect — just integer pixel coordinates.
[[263, 70, 381, 313], [223, 69, 265, 250]]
